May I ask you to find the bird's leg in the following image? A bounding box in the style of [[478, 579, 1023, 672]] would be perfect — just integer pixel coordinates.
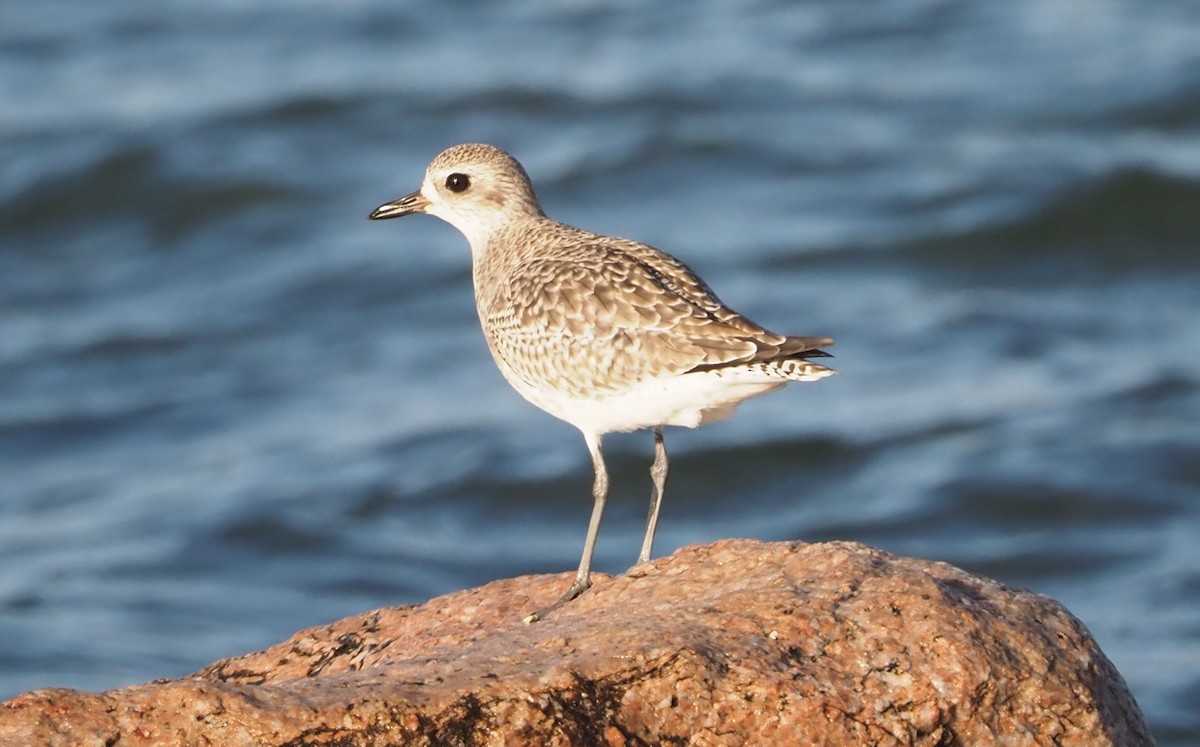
[[525, 432, 608, 623], [638, 426, 669, 563]]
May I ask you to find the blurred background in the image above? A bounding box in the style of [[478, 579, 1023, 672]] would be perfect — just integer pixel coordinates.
[[2, 1, 1198, 741]]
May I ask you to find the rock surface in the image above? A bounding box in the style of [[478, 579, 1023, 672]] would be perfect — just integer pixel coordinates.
[[1, 539, 1154, 746]]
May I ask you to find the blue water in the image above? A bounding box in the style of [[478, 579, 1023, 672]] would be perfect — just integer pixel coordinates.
[[2, 2, 1199, 742]]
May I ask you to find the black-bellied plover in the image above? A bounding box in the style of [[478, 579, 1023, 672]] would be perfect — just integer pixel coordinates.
[[370, 143, 836, 621]]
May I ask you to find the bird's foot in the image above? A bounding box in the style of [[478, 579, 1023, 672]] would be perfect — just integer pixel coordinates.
[[523, 577, 592, 624]]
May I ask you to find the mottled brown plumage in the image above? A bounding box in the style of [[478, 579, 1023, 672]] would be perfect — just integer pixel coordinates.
[[480, 232, 831, 397], [370, 143, 836, 621]]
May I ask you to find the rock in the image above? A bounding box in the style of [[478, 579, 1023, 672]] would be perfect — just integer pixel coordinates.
[[1, 540, 1154, 746]]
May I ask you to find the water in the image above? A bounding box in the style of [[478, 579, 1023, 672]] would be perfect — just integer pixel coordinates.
[[2, 1, 1198, 742]]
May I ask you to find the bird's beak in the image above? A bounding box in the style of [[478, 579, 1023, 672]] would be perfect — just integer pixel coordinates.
[[369, 189, 430, 220]]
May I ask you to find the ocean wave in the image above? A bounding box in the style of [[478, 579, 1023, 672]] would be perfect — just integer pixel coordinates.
[[0, 142, 304, 244], [898, 168, 1200, 272]]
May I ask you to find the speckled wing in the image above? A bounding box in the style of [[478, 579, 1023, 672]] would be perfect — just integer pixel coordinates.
[[483, 239, 832, 397]]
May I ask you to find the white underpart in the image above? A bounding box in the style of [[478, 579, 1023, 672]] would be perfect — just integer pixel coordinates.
[[496, 361, 836, 436]]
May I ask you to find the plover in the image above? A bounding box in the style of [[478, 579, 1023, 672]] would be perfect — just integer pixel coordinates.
[[370, 143, 836, 621]]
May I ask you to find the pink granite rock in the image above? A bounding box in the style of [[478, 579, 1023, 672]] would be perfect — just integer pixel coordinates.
[[1, 540, 1154, 746]]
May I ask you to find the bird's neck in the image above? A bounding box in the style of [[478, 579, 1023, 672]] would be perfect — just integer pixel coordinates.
[[470, 216, 559, 302], [471, 216, 551, 263]]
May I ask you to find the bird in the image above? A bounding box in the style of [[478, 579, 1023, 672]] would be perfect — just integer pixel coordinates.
[[369, 143, 836, 622]]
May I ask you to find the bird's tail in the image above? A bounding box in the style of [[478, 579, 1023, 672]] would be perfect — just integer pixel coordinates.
[[775, 335, 836, 380], [779, 335, 834, 358]]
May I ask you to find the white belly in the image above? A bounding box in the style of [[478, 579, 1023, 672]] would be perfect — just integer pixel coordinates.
[[508, 369, 791, 436]]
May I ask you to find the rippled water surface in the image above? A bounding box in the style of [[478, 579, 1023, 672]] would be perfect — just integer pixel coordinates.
[[2, 2, 1199, 742]]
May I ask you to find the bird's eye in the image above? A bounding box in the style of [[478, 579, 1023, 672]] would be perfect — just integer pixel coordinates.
[[445, 173, 471, 193]]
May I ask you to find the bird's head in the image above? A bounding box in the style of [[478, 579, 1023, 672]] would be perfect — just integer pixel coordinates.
[[370, 143, 544, 256]]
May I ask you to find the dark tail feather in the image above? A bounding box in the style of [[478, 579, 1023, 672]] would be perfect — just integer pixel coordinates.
[[782, 335, 834, 359]]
